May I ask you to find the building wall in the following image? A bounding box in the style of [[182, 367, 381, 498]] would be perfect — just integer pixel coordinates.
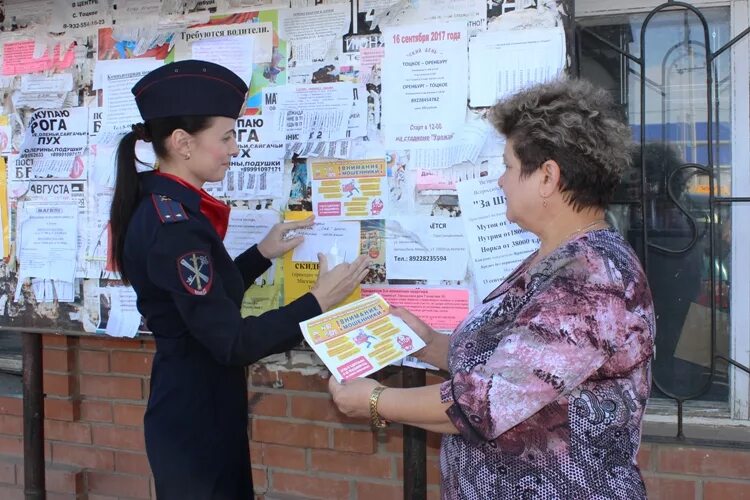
[[0, 334, 746, 499]]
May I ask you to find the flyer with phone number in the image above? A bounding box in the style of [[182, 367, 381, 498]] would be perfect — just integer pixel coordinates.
[[300, 294, 425, 382]]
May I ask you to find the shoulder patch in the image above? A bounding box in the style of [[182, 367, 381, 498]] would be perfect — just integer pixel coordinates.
[[151, 194, 189, 224], [177, 251, 213, 296]]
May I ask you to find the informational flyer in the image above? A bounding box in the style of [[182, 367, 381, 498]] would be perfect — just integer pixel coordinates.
[[385, 216, 468, 281], [299, 293, 426, 382], [100, 58, 163, 134], [457, 176, 540, 300], [382, 22, 468, 149], [469, 26, 565, 107], [262, 83, 359, 142], [2, 40, 75, 76], [16, 201, 78, 284], [204, 117, 285, 200], [280, 4, 350, 66], [360, 286, 471, 332], [19, 107, 89, 179], [50, 0, 109, 34], [175, 21, 273, 64], [311, 158, 388, 220]]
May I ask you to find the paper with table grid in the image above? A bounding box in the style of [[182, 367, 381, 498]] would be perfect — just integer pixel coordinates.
[[300, 293, 425, 382]]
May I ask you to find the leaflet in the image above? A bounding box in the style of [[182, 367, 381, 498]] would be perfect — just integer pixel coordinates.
[[456, 176, 540, 300], [100, 58, 163, 134], [299, 293, 425, 382], [385, 216, 468, 281], [19, 107, 89, 179], [469, 26, 565, 107], [382, 22, 468, 149], [311, 158, 388, 220]]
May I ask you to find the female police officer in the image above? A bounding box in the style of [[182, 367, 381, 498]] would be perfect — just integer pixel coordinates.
[[109, 60, 370, 499]]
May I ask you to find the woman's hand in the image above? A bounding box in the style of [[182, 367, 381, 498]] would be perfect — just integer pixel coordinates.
[[390, 306, 437, 359], [311, 254, 370, 312], [328, 376, 381, 419], [257, 216, 314, 260]]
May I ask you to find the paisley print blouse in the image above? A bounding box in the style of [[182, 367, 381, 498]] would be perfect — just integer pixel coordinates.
[[439, 229, 655, 499]]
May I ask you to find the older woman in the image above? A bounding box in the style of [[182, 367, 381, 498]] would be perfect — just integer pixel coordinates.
[[329, 79, 655, 499]]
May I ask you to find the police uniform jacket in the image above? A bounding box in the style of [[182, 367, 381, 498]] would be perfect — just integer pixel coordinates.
[[123, 171, 321, 499]]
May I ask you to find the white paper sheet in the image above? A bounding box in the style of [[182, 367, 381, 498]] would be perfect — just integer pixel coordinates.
[[20, 74, 74, 94], [19, 107, 89, 179], [292, 220, 360, 264], [382, 23, 468, 150], [223, 209, 280, 260], [223, 209, 279, 286], [100, 59, 163, 134], [50, 0, 110, 34], [17, 201, 78, 284], [280, 4, 351, 65], [456, 176, 540, 300], [469, 26, 565, 107], [263, 83, 358, 142], [105, 287, 141, 338], [385, 216, 468, 280], [408, 113, 491, 169], [177, 22, 274, 64], [191, 36, 255, 85]]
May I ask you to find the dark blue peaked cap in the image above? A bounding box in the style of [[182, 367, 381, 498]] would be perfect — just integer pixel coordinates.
[[132, 59, 248, 121]]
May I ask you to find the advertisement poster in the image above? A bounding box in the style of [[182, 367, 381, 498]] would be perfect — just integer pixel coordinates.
[[382, 22, 468, 149], [299, 293, 425, 381], [456, 176, 539, 300], [311, 158, 388, 220]]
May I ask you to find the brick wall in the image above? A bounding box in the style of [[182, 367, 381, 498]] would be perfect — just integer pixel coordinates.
[[0, 334, 747, 499]]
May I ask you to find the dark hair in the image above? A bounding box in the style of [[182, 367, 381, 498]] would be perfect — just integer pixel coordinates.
[[488, 79, 633, 211], [110, 116, 213, 283]]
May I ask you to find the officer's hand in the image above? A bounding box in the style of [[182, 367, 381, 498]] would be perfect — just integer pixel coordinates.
[[257, 216, 314, 260], [311, 253, 371, 312]]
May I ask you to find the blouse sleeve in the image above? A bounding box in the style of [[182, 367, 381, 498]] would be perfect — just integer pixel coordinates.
[[440, 270, 638, 443]]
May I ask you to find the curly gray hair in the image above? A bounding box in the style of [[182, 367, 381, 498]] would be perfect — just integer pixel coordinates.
[[488, 79, 632, 210]]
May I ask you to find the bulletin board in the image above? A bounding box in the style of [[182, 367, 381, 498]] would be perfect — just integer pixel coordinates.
[[0, 0, 567, 339]]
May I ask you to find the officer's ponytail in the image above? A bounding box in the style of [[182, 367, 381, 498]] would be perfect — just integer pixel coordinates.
[[110, 116, 214, 283], [110, 129, 142, 283]]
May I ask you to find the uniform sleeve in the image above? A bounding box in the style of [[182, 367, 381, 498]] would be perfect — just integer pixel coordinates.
[[233, 244, 272, 289], [146, 223, 321, 366], [440, 276, 635, 443]]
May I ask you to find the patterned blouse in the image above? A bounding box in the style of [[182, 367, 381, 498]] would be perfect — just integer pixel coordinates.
[[439, 229, 655, 500]]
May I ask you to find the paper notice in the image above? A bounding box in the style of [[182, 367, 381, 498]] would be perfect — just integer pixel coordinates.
[[469, 26, 565, 107], [20, 74, 74, 94], [311, 158, 388, 220], [20, 108, 89, 179], [291, 220, 360, 264], [280, 4, 350, 65], [17, 201, 78, 284], [2, 40, 76, 76], [191, 36, 255, 85], [223, 209, 279, 260], [299, 293, 425, 382], [50, 0, 110, 34], [177, 22, 274, 64], [385, 216, 468, 281], [263, 83, 359, 142], [100, 59, 163, 134], [105, 287, 142, 338], [456, 176, 539, 300], [360, 286, 471, 332], [382, 23, 468, 149]]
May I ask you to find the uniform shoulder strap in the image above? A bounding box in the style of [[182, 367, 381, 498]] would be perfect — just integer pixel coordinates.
[[151, 194, 189, 224]]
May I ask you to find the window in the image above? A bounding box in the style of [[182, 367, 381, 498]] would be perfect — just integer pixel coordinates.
[[578, 2, 750, 422]]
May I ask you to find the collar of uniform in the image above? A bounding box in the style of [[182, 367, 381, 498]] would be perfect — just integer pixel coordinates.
[[139, 171, 201, 214]]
